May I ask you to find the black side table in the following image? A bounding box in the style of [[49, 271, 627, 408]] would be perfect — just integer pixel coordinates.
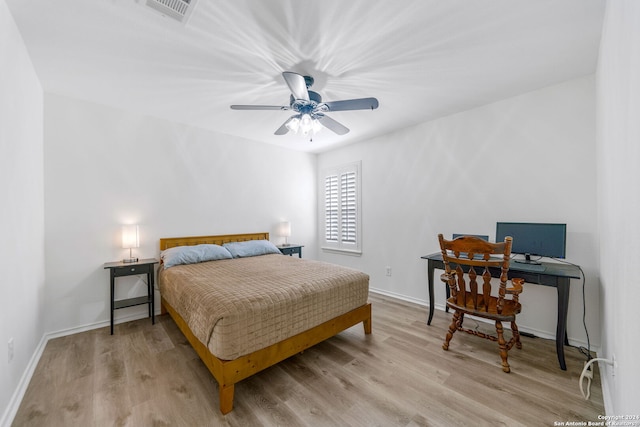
[[277, 244, 304, 258], [104, 258, 158, 334]]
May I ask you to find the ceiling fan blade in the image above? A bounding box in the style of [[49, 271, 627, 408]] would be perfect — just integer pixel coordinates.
[[282, 72, 310, 102], [230, 105, 289, 110], [323, 97, 379, 112], [317, 115, 350, 135], [274, 116, 297, 135]]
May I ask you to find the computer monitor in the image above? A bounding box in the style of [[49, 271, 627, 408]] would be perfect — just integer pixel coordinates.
[[495, 222, 567, 264], [452, 234, 489, 241], [452, 233, 489, 242]]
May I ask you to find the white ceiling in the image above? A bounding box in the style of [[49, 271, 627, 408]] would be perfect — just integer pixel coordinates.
[[6, 0, 605, 153]]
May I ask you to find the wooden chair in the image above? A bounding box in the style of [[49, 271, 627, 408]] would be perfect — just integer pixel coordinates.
[[438, 234, 525, 373]]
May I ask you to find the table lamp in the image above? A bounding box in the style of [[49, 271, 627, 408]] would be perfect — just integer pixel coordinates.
[[279, 221, 291, 246], [122, 224, 139, 263]]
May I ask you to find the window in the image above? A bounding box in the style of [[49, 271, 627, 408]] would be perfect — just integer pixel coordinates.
[[321, 161, 361, 254]]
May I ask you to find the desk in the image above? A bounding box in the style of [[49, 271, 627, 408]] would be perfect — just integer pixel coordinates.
[[421, 252, 581, 370]]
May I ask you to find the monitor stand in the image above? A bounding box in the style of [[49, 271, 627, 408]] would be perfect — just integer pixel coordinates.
[[514, 253, 541, 265]]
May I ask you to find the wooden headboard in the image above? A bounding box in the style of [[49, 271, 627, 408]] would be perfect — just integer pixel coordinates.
[[159, 232, 270, 251]]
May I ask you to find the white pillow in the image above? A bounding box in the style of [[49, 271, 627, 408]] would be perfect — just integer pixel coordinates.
[[161, 244, 232, 268]]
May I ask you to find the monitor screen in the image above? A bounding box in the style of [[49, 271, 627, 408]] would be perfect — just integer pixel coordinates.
[[495, 222, 567, 259]]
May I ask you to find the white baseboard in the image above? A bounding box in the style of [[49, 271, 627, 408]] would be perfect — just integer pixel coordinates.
[[369, 287, 430, 307]]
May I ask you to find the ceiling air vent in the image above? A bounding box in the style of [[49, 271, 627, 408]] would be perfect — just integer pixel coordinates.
[[145, 0, 198, 23]]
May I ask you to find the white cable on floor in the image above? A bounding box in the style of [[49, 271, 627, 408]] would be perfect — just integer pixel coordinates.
[[579, 357, 614, 399]]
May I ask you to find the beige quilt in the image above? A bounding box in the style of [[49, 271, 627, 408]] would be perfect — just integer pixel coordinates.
[[158, 254, 369, 360]]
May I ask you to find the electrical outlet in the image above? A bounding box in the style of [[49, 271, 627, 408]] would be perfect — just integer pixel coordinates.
[[8, 337, 14, 363], [385, 266, 392, 277]]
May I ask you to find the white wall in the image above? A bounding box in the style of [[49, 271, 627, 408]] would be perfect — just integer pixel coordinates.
[[43, 93, 317, 334], [0, 0, 45, 424], [318, 76, 600, 348], [596, 0, 640, 415]]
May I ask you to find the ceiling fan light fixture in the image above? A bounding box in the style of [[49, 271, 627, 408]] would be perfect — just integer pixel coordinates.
[[301, 114, 322, 136], [300, 114, 313, 135], [312, 118, 322, 134], [286, 117, 300, 133], [286, 114, 321, 136]]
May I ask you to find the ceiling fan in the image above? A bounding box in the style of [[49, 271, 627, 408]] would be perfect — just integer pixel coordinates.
[[230, 72, 379, 137]]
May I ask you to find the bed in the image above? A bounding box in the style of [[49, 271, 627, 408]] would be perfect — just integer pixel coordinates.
[[157, 232, 372, 414]]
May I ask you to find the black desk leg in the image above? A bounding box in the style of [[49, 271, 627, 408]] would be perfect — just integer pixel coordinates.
[[147, 272, 151, 318], [427, 260, 451, 325], [148, 271, 155, 325], [556, 279, 571, 370], [427, 261, 435, 325], [110, 271, 115, 335]]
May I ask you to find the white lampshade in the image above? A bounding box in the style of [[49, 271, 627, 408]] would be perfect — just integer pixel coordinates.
[[121, 225, 139, 263], [279, 221, 291, 245], [279, 221, 291, 238], [286, 117, 300, 133], [122, 225, 139, 249]]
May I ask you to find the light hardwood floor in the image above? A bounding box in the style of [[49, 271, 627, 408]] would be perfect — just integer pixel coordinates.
[[13, 293, 604, 426]]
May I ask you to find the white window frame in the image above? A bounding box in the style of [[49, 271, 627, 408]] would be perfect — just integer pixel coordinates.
[[320, 161, 362, 255]]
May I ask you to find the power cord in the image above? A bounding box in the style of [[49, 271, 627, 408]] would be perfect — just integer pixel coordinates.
[[579, 357, 614, 400], [551, 258, 604, 401], [552, 258, 591, 361], [510, 255, 591, 358]]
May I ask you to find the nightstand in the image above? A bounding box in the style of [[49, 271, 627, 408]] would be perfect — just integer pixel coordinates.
[[104, 258, 158, 335], [277, 244, 304, 258]]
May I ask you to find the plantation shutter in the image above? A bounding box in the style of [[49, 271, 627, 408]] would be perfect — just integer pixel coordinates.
[[340, 171, 357, 243], [325, 175, 339, 242], [321, 161, 361, 253]]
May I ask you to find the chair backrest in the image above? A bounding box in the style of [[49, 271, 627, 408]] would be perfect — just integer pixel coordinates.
[[438, 234, 513, 313]]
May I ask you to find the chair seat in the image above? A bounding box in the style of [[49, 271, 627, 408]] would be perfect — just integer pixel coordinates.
[[446, 296, 521, 322]]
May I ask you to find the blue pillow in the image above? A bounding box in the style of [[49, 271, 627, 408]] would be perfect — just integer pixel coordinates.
[[161, 244, 232, 268], [223, 240, 281, 258]]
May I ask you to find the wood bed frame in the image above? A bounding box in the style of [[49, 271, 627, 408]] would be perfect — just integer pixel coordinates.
[[159, 232, 372, 414]]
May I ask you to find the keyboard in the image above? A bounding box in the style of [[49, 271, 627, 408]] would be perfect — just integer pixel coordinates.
[[511, 262, 546, 273], [451, 252, 501, 260]]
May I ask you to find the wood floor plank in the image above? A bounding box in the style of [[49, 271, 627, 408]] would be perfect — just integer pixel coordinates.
[[12, 293, 605, 426]]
